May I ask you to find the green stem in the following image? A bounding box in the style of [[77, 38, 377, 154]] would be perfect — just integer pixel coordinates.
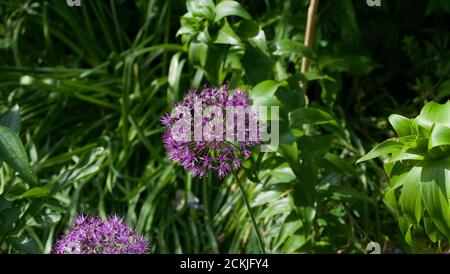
[[232, 171, 266, 254]]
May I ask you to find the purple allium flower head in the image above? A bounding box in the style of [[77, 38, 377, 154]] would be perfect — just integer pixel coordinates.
[[161, 85, 261, 179], [53, 214, 149, 254]]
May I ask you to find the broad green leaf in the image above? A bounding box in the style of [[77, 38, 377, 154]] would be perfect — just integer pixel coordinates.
[[283, 234, 307, 253], [385, 189, 399, 216], [214, 23, 241, 45], [0, 104, 21, 133], [248, 28, 268, 53], [428, 124, 450, 151], [250, 80, 282, 98], [399, 167, 422, 225], [266, 166, 296, 184], [12, 187, 49, 201], [189, 41, 208, 67], [0, 208, 21, 235], [388, 114, 412, 137], [389, 152, 424, 163], [0, 126, 38, 185], [26, 212, 61, 228], [214, 1, 251, 22], [8, 235, 41, 253], [298, 135, 334, 157], [278, 124, 298, 163], [249, 80, 283, 111], [416, 101, 450, 128], [234, 20, 260, 38], [289, 107, 338, 128], [186, 0, 215, 20], [292, 151, 317, 208], [424, 217, 440, 243], [420, 156, 450, 236], [356, 140, 403, 164], [242, 46, 274, 85]]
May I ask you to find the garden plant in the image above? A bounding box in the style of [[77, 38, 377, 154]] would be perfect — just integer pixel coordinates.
[[0, 0, 449, 254]]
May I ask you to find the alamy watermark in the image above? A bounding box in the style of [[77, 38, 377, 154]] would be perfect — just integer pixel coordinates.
[[366, 0, 381, 7], [365, 242, 381, 254], [66, 0, 81, 7], [168, 98, 279, 152]]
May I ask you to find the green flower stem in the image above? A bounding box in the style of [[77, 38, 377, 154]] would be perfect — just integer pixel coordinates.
[[232, 171, 266, 254]]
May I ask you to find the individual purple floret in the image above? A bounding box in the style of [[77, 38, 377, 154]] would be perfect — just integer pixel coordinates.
[[53, 214, 149, 254], [161, 85, 261, 179]]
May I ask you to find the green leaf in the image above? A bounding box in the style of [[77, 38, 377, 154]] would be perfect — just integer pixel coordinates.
[[189, 41, 208, 67], [424, 217, 440, 243], [389, 114, 412, 137], [278, 123, 298, 163], [13, 187, 49, 201], [0, 104, 21, 133], [242, 46, 274, 85], [8, 235, 41, 253], [249, 80, 283, 112], [292, 151, 317, 208], [250, 80, 282, 98], [416, 101, 450, 128], [234, 20, 260, 38], [276, 212, 304, 248], [0, 126, 38, 185], [289, 107, 338, 128], [0, 208, 21, 236], [214, 23, 241, 45], [168, 52, 186, 100], [273, 40, 316, 60], [214, 1, 251, 22], [428, 124, 450, 151], [356, 140, 403, 164], [253, 185, 287, 206], [51, 147, 107, 193], [399, 167, 422, 225], [186, 0, 215, 20], [26, 212, 61, 228], [298, 135, 334, 157], [420, 157, 450, 237]]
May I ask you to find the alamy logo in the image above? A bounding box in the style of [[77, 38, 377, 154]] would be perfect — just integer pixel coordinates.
[[66, 0, 81, 7], [365, 242, 381, 254], [366, 0, 381, 7]]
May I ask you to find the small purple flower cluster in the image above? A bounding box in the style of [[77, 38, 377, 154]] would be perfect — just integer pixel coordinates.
[[53, 215, 148, 254], [161, 85, 261, 179]]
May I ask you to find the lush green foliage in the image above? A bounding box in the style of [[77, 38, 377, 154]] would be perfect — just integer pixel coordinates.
[[358, 101, 450, 250], [0, 0, 449, 253]]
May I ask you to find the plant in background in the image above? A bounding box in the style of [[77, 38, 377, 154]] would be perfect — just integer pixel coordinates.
[[178, 0, 271, 86], [358, 101, 450, 250], [53, 215, 149, 254], [0, 104, 107, 253]]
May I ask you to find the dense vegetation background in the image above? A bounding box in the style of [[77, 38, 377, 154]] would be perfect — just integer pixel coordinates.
[[0, 0, 449, 253]]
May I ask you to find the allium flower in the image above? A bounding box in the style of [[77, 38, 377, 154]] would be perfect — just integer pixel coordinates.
[[161, 85, 262, 179], [53, 215, 149, 254]]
